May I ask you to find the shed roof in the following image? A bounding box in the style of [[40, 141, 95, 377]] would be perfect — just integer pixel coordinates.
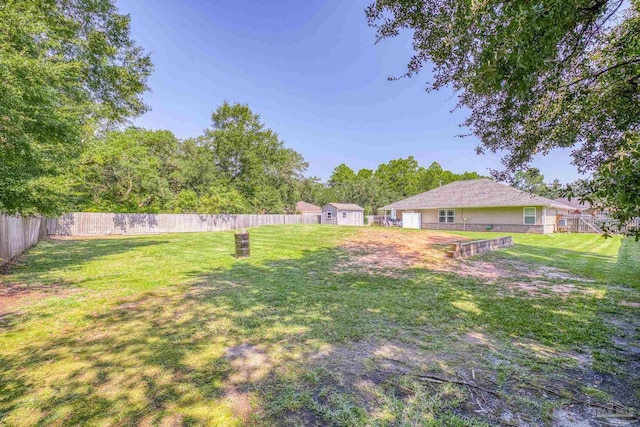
[[380, 179, 571, 210], [324, 203, 365, 211], [295, 201, 321, 212]]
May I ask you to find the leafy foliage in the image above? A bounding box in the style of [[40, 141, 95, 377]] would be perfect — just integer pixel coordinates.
[[0, 0, 152, 215], [512, 167, 564, 199], [367, 0, 640, 221], [567, 133, 640, 238], [324, 157, 485, 214], [64, 117, 485, 215], [68, 103, 310, 214], [196, 101, 308, 213], [76, 128, 178, 212]]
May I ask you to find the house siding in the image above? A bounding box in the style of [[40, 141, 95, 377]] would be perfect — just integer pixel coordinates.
[[336, 210, 363, 226], [394, 206, 561, 234], [321, 205, 338, 225], [321, 206, 364, 226], [424, 223, 546, 234]]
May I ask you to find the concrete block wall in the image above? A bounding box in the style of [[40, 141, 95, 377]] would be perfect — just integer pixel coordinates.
[[448, 236, 514, 258]]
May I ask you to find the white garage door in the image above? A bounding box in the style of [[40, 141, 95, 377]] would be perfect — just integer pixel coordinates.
[[403, 212, 421, 229]]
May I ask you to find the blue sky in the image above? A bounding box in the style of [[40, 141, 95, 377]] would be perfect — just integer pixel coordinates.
[[117, 0, 580, 183]]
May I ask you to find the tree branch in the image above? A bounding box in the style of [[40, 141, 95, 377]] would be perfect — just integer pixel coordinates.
[[562, 58, 640, 88]]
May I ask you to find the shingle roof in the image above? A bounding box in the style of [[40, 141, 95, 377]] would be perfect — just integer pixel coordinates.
[[295, 201, 321, 212], [553, 197, 592, 210], [325, 203, 365, 211], [379, 179, 571, 210]]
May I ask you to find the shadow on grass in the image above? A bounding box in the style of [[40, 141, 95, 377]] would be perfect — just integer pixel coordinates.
[[0, 244, 637, 425], [613, 238, 640, 288], [1, 237, 170, 280], [0, 237, 172, 336], [485, 242, 621, 284]]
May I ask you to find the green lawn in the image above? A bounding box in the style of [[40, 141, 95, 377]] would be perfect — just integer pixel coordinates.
[[1, 225, 638, 426]]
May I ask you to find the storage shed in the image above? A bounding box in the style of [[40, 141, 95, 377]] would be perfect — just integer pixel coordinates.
[[321, 203, 365, 226]]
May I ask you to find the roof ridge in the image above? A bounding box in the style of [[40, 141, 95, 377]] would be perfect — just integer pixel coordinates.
[[379, 179, 571, 210]]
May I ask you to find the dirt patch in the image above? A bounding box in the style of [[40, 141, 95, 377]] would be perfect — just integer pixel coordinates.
[[0, 281, 78, 314], [223, 343, 274, 422], [334, 228, 465, 276], [336, 229, 596, 297], [451, 260, 600, 297], [311, 334, 639, 426]]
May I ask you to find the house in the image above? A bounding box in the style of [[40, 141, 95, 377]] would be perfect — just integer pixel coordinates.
[[379, 179, 572, 234], [295, 201, 322, 215], [553, 197, 597, 215], [321, 203, 365, 226]]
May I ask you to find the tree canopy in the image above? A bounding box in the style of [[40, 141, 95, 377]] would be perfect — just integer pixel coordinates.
[[54, 102, 485, 216], [367, 0, 640, 226], [76, 128, 178, 212], [0, 0, 152, 215], [324, 158, 485, 214]]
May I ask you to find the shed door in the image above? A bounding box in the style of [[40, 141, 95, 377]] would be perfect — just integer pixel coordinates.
[[352, 212, 359, 225], [403, 212, 421, 229]]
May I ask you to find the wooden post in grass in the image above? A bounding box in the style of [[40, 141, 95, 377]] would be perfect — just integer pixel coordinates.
[[235, 231, 250, 258]]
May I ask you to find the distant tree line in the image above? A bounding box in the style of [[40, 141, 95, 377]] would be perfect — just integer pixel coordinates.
[[309, 159, 485, 215], [60, 102, 484, 215], [1, 0, 637, 237]]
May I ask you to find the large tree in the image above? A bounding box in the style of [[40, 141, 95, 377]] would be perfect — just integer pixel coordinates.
[[513, 168, 549, 196], [0, 0, 152, 215], [199, 102, 308, 213], [76, 128, 178, 212], [367, 0, 640, 224]]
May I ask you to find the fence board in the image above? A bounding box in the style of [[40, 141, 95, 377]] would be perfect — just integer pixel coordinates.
[[0, 215, 48, 266], [559, 214, 640, 234], [47, 213, 321, 236]]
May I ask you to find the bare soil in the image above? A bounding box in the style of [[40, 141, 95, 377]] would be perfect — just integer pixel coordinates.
[[337, 228, 598, 297], [312, 334, 640, 427], [0, 281, 77, 315], [224, 343, 274, 423]]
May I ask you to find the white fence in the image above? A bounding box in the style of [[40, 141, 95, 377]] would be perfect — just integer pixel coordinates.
[[0, 215, 48, 266], [558, 214, 640, 234], [47, 212, 321, 236]]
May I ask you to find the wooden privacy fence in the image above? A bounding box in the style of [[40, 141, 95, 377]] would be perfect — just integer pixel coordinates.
[[0, 215, 48, 266], [48, 212, 322, 236]]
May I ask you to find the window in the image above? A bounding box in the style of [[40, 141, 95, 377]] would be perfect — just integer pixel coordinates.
[[327, 212, 332, 220], [523, 207, 536, 225], [342, 212, 347, 218], [438, 209, 455, 223]]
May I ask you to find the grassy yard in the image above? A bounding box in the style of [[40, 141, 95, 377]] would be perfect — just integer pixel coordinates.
[[1, 225, 639, 426]]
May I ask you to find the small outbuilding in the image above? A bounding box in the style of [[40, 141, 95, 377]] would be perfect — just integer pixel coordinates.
[[321, 203, 365, 226], [295, 201, 322, 215]]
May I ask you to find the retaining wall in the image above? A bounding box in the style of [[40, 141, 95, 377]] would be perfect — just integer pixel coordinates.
[[448, 236, 514, 258]]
